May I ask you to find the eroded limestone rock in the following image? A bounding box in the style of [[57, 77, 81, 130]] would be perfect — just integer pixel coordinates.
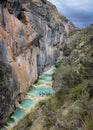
[[0, 0, 74, 125]]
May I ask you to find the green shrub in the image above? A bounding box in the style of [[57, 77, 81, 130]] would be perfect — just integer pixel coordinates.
[[55, 61, 62, 68], [70, 84, 86, 100], [69, 30, 76, 36], [85, 119, 93, 130], [79, 60, 93, 79]]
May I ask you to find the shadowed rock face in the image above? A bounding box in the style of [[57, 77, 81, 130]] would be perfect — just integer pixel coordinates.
[[0, 62, 19, 127], [0, 0, 74, 125]]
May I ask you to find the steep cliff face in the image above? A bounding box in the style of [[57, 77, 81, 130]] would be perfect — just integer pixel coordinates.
[[0, 0, 74, 125]]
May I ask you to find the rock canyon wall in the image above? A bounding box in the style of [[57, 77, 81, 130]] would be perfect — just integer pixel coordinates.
[[0, 0, 74, 125]]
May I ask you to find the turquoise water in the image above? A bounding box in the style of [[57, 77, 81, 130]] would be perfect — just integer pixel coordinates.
[[7, 118, 15, 125], [48, 66, 56, 73], [27, 87, 54, 96], [19, 99, 34, 109], [5, 66, 56, 128], [51, 66, 56, 70], [34, 82, 43, 86], [42, 73, 53, 77], [39, 79, 52, 83], [39, 77, 52, 81], [34, 78, 52, 86], [11, 109, 26, 122]]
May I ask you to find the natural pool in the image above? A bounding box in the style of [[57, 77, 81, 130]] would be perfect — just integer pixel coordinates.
[[3, 66, 56, 130], [27, 87, 54, 96]]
